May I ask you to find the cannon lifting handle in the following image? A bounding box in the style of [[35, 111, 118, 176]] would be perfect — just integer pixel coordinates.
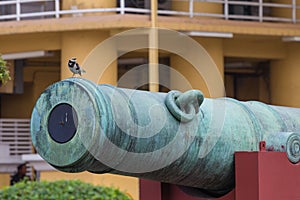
[[165, 90, 204, 123]]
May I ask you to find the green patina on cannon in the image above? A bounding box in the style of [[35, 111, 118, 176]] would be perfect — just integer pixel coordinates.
[[31, 78, 300, 196]]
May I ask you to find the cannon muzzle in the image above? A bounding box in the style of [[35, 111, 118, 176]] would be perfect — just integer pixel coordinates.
[[31, 78, 300, 197]]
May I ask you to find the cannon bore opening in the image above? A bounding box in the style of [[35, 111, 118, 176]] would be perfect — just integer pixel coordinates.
[[47, 103, 78, 144]]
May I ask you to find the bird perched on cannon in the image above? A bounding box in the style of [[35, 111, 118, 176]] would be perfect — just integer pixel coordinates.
[[68, 58, 86, 76]]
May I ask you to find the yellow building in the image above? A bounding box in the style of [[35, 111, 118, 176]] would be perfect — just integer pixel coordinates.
[[0, 0, 300, 199]]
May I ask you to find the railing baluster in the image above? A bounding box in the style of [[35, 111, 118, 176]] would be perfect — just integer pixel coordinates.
[[55, 0, 60, 18], [189, 0, 194, 18], [120, 0, 125, 14], [224, 0, 229, 20], [16, 0, 20, 21], [259, 0, 263, 22], [292, 0, 296, 23]]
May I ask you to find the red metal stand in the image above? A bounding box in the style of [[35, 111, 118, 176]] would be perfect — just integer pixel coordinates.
[[140, 151, 300, 200]]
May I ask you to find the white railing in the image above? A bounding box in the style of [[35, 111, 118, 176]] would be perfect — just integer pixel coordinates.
[[0, 118, 32, 156], [0, 0, 299, 23], [0, 0, 58, 20], [0, 118, 33, 176]]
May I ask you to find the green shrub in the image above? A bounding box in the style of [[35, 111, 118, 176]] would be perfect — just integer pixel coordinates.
[[0, 179, 131, 200]]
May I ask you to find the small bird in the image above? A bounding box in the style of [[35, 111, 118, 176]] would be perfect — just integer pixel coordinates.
[[68, 57, 86, 77]]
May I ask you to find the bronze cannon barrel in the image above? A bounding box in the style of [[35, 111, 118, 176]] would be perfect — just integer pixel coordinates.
[[31, 78, 300, 196]]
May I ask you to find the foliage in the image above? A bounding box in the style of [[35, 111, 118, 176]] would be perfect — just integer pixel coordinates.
[[0, 179, 131, 200], [0, 56, 11, 85]]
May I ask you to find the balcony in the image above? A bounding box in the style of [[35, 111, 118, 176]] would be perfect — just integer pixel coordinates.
[[0, 0, 299, 23]]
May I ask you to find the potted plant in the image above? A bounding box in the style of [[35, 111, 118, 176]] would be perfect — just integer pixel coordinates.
[[0, 56, 11, 85]]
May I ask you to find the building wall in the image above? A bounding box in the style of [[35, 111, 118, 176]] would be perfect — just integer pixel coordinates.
[[223, 36, 290, 104], [61, 30, 117, 84], [62, 0, 116, 16], [0, 33, 60, 54], [0, 174, 10, 189], [1, 68, 58, 118], [170, 37, 224, 98], [223, 36, 286, 59], [270, 43, 300, 107]]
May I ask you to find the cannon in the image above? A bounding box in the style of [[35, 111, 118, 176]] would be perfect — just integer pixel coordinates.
[[31, 78, 300, 197]]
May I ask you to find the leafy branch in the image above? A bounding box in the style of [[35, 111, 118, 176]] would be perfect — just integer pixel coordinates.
[[0, 55, 11, 85]]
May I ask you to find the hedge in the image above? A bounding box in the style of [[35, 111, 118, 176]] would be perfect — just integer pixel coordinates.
[[0, 179, 131, 200]]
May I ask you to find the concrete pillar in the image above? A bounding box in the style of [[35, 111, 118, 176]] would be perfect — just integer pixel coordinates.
[[270, 43, 300, 107], [149, 0, 159, 92]]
